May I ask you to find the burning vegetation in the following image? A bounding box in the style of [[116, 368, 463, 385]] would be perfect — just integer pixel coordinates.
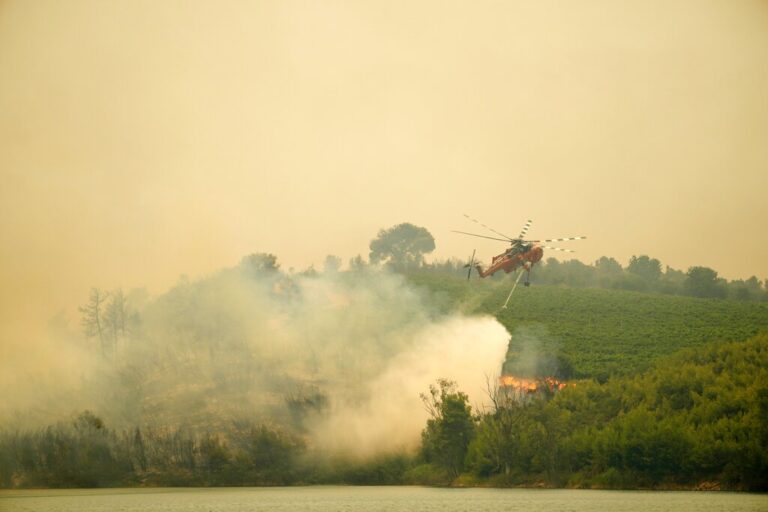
[[498, 375, 569, 396]]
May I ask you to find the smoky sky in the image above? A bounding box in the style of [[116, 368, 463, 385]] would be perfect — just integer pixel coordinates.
[[1, 0, 767, 344]]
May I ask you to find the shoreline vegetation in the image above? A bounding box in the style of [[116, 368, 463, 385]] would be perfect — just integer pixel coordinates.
[[1, 248, 766, 492], [0, 482, 738, 492], [2, 334, 765, 492]]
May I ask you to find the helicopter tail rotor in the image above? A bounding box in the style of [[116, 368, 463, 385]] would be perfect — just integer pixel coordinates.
[[463, 249, 476, 280]]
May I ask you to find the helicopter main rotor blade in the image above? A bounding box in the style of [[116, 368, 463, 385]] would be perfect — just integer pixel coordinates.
[[542, 246, 576, 253], [517, 219, 533, 239], [452, 230, 511, 243], [462, 214, 514, 241], [528, 236, 587, 243]]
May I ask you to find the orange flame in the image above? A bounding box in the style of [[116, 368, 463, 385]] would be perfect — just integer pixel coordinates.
[[499, 375, 569, 393], [499, 375, 539, 392]]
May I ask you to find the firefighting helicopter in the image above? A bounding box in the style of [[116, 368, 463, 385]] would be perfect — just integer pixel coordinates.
[[454, 215, 585, 305]]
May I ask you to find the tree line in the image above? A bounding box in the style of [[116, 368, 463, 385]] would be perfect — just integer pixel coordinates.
[[417, 254, 766, 301], [4, 222, 762, 489], [411, 334, 768, 491], [364, 223, 767, 301], [2, 335, 765, 490], [0, 414, 306, 488]]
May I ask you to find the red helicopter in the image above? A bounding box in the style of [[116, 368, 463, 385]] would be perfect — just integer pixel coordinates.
[[454, 215, 586, 287]]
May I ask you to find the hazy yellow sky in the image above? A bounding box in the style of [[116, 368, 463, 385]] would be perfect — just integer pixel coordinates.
[[1, 0, 767, 328]]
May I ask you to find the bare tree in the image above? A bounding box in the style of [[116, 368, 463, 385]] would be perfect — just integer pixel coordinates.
[[79, 288, 109, 356], [104, 288, 128, 354], [481, 373, 524, 475]]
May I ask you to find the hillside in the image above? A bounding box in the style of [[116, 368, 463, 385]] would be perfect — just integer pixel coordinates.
[[406, 273, 768, 379], [2, 267, 767, 489], [457, 333, 768, 490]]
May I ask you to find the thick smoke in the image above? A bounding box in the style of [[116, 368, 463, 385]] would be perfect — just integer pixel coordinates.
[[0, 257, 509, 457], [503, 324, 571, 380], [311, 316, 508, 456]]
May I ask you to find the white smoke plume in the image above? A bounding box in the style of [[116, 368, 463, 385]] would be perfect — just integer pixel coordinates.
[[0, 257, 509, 456], [311, 316, 508, 456]]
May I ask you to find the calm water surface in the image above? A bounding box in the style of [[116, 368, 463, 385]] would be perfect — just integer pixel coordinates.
[[0, 486, 766, 512]]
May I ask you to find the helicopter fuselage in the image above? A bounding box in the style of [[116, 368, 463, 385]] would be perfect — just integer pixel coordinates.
[[477, 245, 544, 278]]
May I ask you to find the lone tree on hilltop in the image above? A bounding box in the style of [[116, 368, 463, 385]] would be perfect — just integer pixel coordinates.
[[369, 223, 435, 271]]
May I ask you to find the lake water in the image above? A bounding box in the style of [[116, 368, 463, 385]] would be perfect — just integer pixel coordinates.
[[0, 486, 766, 512]]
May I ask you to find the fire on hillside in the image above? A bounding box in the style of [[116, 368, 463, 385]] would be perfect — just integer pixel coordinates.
[[499, 375, 570, 395]]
